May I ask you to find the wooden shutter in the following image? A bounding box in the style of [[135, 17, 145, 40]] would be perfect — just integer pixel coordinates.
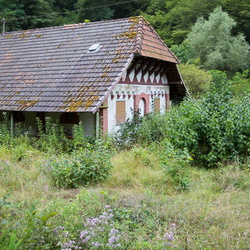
[[116, 101, 126, 124], [154, 98, 160, 112]]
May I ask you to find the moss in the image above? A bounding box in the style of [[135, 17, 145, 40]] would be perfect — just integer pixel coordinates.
[[112, 58, 119, 63], [18, 33, 30, 39], [17, 100, 38, 110], [120, 32, 137, 39], [129, 16, 140, 24], [101, 72, 108, 78], [63, 99, 83, 112]]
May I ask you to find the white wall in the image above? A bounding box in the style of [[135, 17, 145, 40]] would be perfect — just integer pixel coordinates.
[[107, 83, 169, 133]]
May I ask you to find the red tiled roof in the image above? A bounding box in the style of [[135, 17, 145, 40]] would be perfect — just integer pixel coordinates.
[[0, 17, 181, 113]]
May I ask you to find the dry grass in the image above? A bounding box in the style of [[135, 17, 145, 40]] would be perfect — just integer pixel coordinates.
[[103, 148, 167, 194], [1, 145, 250, 249]]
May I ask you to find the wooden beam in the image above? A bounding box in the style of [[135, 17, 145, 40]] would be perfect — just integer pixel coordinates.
[[148, 61, 162, 78], [155, 62, 169, 77], [168, 80, 182, 84], [95, 110, 100, 139], [134, 60, 147, 78], [160, 64, 173, 78], [10, 111, 14, 136], [127, 57, 141, 76], [141, 59, 154, 79]]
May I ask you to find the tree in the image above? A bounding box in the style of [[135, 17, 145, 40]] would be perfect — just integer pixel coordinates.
[[141, 0, 223, 45], [0, 0, 25, 31], [21, 0, 56, 29], [76, 0, 114, 22], [188, 7, 250, 72], [222, 0, 250, 44], [0, 0, 56, 31]]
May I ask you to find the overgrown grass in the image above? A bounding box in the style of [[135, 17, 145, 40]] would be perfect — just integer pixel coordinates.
[[1, 143, 249, 249], [1, 77, 249, 248]]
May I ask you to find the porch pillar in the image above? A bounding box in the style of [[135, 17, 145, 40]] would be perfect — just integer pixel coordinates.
[[95, 110, 100, 139]]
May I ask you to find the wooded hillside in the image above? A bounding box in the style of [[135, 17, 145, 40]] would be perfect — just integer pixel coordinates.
[[1, 0, 249, 45]]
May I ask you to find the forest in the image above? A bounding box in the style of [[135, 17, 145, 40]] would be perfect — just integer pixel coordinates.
[[0, 0, 250, 249], [1, 0, 250, 45]]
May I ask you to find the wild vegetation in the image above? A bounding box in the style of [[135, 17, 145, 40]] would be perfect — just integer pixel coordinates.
[[1, 72, 249, 249], [0, 1, 250, 249]]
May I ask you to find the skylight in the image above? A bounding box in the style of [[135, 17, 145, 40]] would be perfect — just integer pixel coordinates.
[[88, 43, 102, 52]]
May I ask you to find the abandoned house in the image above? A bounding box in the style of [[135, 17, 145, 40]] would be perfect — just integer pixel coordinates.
[[0, 16, 187, 137]]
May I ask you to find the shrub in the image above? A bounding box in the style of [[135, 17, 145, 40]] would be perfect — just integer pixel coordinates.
[[72, 121, 87, 149], [112, 110, 143, 149], [0, 114, 12, 147], [113, 111, 168, 149], [136, 112, 168, 144], [35, 117, 71, 153], [164, 75, 250, 167], [157, 139, 192, 191], [178, 63, 212, 97], [231, 70, 250, 96], [46, 144, 113, 188]]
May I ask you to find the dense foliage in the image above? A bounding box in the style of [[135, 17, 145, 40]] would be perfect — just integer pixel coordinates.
[[187, 7, 250, 71], [46, 144, 113, 188], [114, 73, 249, 168], [1, 0, 250, 44]]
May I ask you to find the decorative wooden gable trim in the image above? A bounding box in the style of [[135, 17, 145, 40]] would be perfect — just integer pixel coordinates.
[[120, 57, 171, 85]]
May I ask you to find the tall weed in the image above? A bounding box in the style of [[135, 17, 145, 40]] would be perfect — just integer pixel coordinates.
[[35, 117, 71, 153], [46, 143, 113, 188]]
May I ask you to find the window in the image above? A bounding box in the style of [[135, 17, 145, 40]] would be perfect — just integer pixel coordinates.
[[116, 101, 126, 124], [154, 98, 160, 112], [60, 112, 79, 124]]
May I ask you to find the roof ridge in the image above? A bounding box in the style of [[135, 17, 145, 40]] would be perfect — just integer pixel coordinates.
[[1, 16, 143, 36]]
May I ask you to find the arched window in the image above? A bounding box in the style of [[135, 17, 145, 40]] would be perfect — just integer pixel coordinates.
[[139, 98, 146, 117]]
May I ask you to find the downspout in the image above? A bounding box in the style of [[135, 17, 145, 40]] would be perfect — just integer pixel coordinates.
[[10, 111, 14, 136], [95, 110, 100, 139]]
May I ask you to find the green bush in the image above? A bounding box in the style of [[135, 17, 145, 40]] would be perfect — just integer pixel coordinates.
[[46, 144, 113, 188], [112, 110, 143, 149], [35, 117, 71, 153], [0, 114, 12, 147], [178, 63, 212, 97], [164, 74, 250, 167], [231, 70, 250, 96], [157, 139, 192, 191], [113, 111, 168, 149], [114, 71, 249, 168]]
